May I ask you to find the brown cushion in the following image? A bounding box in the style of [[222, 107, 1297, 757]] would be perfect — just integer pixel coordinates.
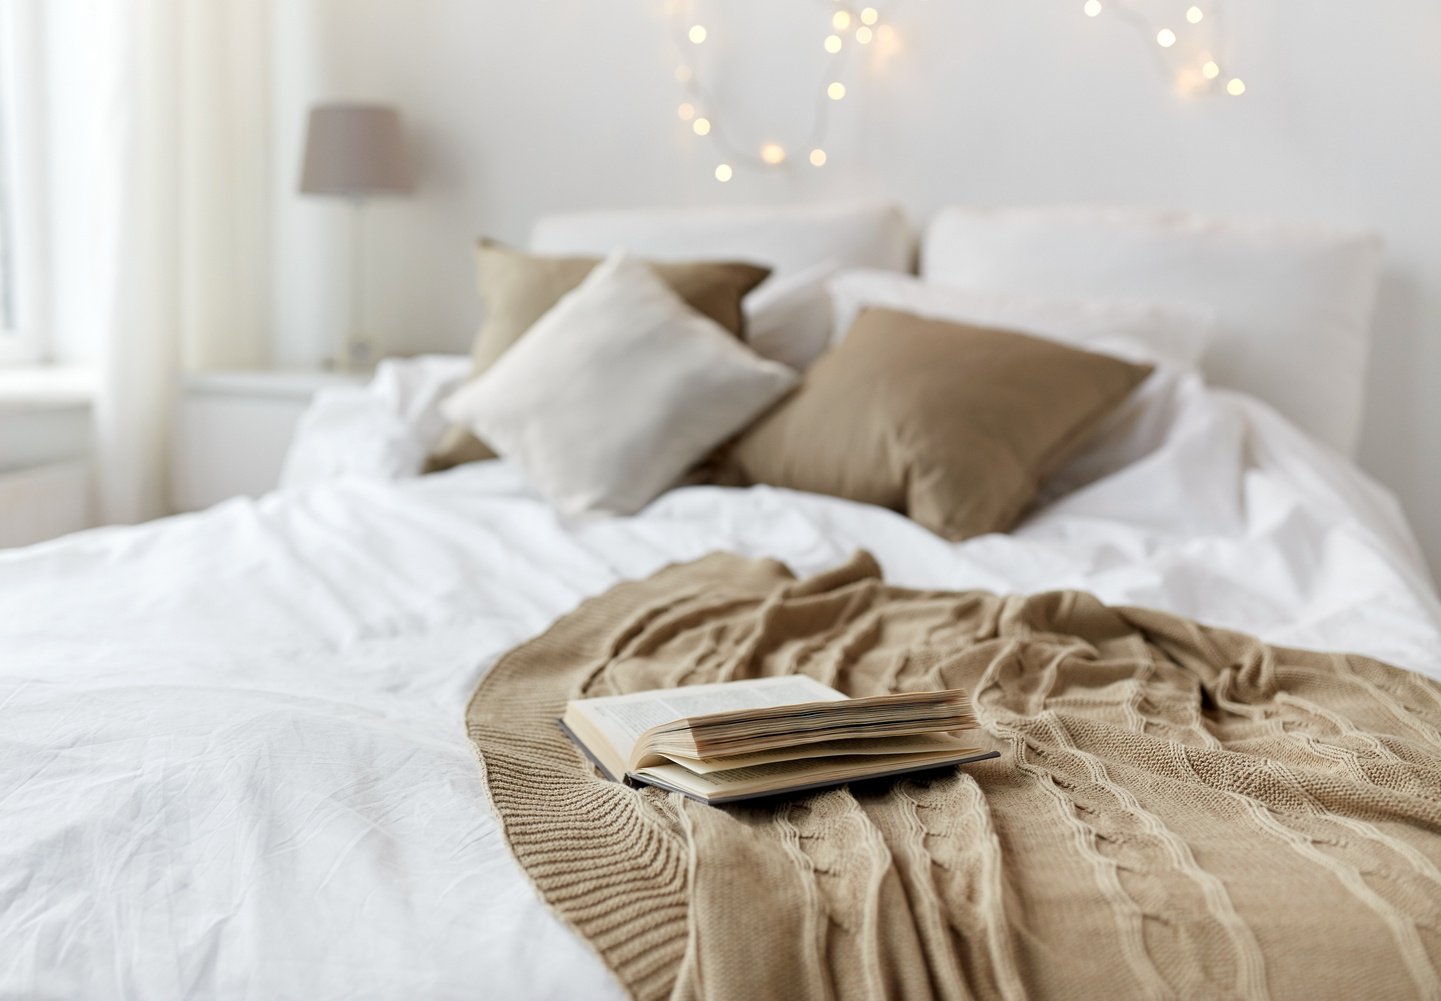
[[426, 242, 771, 471], [717, 306, 1153, 541]]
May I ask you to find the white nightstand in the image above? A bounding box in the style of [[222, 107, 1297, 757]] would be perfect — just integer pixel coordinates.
[[172, 369, 366, 512], [0, 367, 97, 547]]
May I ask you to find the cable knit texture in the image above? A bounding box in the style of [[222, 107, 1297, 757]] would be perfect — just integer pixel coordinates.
[[465, 551, 1441, 1001]]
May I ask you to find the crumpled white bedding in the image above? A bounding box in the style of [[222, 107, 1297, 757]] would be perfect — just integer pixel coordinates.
[[1, 367, 1438, 1000]]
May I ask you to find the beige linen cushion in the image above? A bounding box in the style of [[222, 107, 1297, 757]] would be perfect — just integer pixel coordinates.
[[427, 241, 770, 471], [720, 306, 1153, 541]]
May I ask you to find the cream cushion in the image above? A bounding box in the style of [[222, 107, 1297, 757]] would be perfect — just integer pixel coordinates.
[[442, 250, 796, 517], [427, 242, 770, 471]]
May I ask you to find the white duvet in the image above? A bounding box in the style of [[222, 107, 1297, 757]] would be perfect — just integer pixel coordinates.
[[2, 368, 1439, 1000]]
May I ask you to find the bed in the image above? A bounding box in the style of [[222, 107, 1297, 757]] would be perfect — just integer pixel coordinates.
[[2, 203, 1438, 999]]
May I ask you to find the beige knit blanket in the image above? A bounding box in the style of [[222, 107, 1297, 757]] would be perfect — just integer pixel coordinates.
[[465, 551, 1441, 1001]]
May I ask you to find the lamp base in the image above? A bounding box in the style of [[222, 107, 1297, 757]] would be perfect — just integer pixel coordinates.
[[323, 332, 375, 373]]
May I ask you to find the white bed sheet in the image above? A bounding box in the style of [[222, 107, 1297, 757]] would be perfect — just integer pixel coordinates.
[[1, 370, 1438, 1000]]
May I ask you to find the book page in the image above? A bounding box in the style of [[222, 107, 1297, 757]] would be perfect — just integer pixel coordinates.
[[636, 746, 978, 800], [569, 676, 844, 759], [664, 733, 978, 774]]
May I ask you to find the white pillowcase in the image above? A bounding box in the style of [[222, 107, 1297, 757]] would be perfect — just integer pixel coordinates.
[[827, 268, 1215, 370], [281, 354, 473, 487], [922, 205, 1383, 455], [441, 250, 796, 517], [742, 259, 843, 370], [528, 201, 915, 372], [529, 201, 911, 282]]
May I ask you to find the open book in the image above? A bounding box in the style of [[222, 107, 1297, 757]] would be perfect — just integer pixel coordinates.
[[559, 676, 998, 804]]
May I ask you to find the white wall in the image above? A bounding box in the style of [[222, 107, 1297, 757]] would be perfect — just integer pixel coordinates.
[[270, 0, 1441, 577]]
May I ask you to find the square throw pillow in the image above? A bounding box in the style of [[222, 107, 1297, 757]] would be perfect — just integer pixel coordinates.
[[441, 250, 796, 517], [718, 306, 1153, 541], [426, 241, 771, 471]]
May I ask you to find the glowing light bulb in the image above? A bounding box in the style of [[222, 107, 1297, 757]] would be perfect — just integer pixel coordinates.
[[714, 163, 733, 182], [675, 65, 692, 83], [677, 102, 695, 121], [1201, 60, 1220, 79], [827, 81, 847, 100], [760, 143, 786, 165], [1186, 6, 1204, 23], [688, 24, 707, 44], [1156, 28, 1176, 48], [809, 148, 828, 167], [855, 26, 873, 44], [1226, 77, 1246, 96], [824, 34, 843, 53], [1083, 0, 1102, 16], [692, 117, 711, 136], [860, 7, 879, 24], [832, 10, 852, 30]]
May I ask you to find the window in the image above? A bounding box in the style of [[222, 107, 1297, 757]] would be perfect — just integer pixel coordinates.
[[0, 1, 41, 366], [0, 70, 17, 342]]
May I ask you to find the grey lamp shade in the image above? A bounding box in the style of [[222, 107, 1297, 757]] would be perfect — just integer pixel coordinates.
[[299, 103, 412, 197]]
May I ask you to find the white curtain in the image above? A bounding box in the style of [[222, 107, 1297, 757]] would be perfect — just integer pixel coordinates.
[[35, 0, 273, 524]]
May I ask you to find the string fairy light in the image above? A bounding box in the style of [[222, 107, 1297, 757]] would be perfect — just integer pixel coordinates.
[[1081, 0, 1246, 97], [667, 0, 1248, 183], [667, 0, 897, 180]]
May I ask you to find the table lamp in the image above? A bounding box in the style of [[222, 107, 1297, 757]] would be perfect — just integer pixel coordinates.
[[299, 103, 412, 370]]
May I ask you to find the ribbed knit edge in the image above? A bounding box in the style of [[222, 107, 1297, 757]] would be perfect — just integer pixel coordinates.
[[465, 552, 796, 1001]]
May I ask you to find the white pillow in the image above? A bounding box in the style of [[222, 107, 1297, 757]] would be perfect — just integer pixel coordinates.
[[922, 205, 1383, 455], [528, 201, 914, 371], [742, 259, 843, 370], [441, 250, 796, 517], [827, 268, 1214, 370], [281, 354, 472, 486], [529, 201, 911, 278]]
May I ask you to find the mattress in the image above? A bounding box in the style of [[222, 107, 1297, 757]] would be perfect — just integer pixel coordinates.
[[1, 368, 1438, 999]]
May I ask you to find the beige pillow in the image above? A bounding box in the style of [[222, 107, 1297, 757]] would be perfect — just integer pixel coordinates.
[[718, 307, 1153, 541], [427, 242, 771, 471]]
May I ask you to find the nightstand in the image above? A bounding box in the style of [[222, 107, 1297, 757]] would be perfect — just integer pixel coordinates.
[[172, 369, 366, 512], [0, 367, 97, 547]]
